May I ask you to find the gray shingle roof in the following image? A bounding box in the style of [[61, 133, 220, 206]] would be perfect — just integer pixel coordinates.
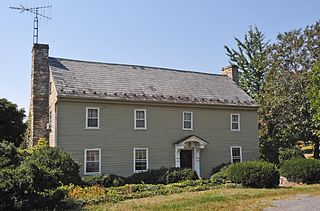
[[49, 57, 257, 107]]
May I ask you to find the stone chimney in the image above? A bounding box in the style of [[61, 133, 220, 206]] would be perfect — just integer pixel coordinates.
[[29, 44, 50, 147], [222, 65, 239, 85]]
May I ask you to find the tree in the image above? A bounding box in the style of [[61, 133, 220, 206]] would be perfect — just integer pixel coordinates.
[[259, 21, 320, 162], [310, 62, 320, 124], [0, 98, 26, 147], [225, 26, 269, 100]]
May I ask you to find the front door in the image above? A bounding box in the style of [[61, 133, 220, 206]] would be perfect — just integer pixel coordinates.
[[180, 150, 192, 169]]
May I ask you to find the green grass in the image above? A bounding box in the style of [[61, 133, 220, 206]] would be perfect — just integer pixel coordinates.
[[84, 185, 320, 211]]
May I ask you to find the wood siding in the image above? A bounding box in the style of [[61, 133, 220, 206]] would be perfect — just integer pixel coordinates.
[[54, 100, 259, 178]]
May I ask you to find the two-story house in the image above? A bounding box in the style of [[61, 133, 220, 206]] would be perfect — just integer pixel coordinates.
[[29, 44, 259, 178]]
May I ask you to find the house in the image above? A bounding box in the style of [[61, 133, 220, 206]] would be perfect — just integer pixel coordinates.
[[28, 44, 259, 178]]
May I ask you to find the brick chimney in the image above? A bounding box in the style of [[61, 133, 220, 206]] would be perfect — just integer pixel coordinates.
[[222, 65, 239, 85], [29, 44, 50, 147]]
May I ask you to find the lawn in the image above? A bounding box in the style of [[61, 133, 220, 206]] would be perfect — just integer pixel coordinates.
[[85, 184, 320, 211]]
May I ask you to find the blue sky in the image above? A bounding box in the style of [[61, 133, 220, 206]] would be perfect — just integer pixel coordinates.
[[0, 0, 319, 111]]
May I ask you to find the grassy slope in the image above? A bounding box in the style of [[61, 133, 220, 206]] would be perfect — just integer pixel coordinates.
[[85, 185, 320, 211]]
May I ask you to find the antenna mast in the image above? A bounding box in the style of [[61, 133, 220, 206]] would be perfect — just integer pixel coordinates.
[[10, 4, 52, 44]]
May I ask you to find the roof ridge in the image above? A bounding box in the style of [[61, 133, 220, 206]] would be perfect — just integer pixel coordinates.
[[48, 57, 226, 77]]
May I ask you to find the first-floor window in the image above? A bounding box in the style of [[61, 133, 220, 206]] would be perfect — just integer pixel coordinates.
[[230, 146, 242, 163], [134, 148, 148, 173], [84, 148, 101, 175]]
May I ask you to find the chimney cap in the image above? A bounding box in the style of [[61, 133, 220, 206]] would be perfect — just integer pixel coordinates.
[[32, 43, 49, 50]]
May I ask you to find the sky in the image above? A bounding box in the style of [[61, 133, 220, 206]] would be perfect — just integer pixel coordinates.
[[0, 0, 319, 112]]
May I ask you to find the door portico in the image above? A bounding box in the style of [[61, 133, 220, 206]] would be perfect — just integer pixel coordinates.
[[173, 135, 208, 177]]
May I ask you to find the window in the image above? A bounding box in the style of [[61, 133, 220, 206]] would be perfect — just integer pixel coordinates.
[[230, 146, 242, 163], [84, 148, 101, 175], [183, 111, 193, 130], [134, 148, 148, 172], [231, 113, 240, 131], [134, 109, 146, 129], [86, 107, 99, 129]]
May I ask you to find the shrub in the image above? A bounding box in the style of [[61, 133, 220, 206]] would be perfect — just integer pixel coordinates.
[[82, 174, 126, 187], [280, 158, 320, 184], [210, 165, 231, 184], [211, 162, 231, 175], [278, 147, 305, 164], [226, 161, 280, 188], [21, 145, 81, 187], [0, 141, 21, 168], [127, 167, 199, 184]]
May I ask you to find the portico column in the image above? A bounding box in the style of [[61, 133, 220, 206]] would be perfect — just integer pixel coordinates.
[[175, 145, 184, 168], [194, 147, 201, 177]]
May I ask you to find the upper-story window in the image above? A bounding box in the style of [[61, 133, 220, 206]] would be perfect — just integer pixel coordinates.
[[86, 107, 100, 129], [230, 146, 242, 163], [231, 113, 240, 131], [183, 111, 193, 130], [84, 148, 101, 175], [134, 109, 147, 130], [133, 148, 148, 173]]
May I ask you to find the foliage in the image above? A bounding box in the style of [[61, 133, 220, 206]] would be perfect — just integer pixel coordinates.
[[259, 21, 320, 162], [67, 179, 229, 205], [278, 147, 305, 164], [0, 141, 21, 168], [0, 98, 26, 147], [226, 161, 280, 188], [211, 162, 231, 175], [127, 167, 198, 185], [280, 158, 320, 184], [82, 174, 126, 187], [309, 62, 320, 136], [210, 165, 231, 184], [225, 26, 269, 100], [21, 145, 81, 187]]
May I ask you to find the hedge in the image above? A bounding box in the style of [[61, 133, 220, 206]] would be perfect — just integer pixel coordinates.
[[226, 161, 280, 188], [280, 158, 320, 184]]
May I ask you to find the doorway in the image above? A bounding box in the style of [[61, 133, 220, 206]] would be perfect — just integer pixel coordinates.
[[180, 150, 192, 169]]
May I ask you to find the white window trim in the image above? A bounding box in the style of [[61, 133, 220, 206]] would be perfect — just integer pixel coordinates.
[[86, 107, 100, 129], [182, 111, 193, 130], [133, 147, 149, 173], [84, 148, 101, 175], [230, 146, 242, 163], [134, 109, 147, 130], [231, 113, 240, 131]]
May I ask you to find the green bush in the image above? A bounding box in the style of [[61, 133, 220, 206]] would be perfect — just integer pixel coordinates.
[[127, 167, 199, 184], [278, 147, 305, 164], [280, 158, 320, 184], [226, 161, 280, 188], [82, 174, 126, 187], [211, 162, 231, 175], [0, 141, 21, 168], [21, 145, 81, 187], [210, 165, 231, 184]]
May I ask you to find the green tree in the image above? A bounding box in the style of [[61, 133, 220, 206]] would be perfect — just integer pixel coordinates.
[[310, 62, 320, 123], [259, 21, 320, 162], [0, 98, 26, 147], [225, 26, 269, 100]]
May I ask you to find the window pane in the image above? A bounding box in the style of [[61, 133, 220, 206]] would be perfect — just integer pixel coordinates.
[[136, 111, 145, 119], [86, 162, 99, 172], [135, 161, 147, 170], [136, 120, 145, 128], [184, 112, 191, 121], [184, 121, 191, 129], [88, 109, 98, 118], [232, 123, 239, 130], [232, 115, 238, 122], [232, 158, 241, 163], [232, 148, 240, 157], [135, 149, 146, 159], [87, 150, 99, 161], [88, 119, 98, 127]]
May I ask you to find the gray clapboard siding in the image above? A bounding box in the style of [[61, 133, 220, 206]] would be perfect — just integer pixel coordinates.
[[55, 100, 258, 178]]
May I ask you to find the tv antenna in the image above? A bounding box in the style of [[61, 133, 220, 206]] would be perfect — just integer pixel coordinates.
[[10, 4, 52, 44]]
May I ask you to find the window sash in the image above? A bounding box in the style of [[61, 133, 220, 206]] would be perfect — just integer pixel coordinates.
[[135, 110, 146, 129], [183, 112, 193, 130], [85, 149, 101, 174], [86, 108, 99, 128], [134, 148, 148, 172], [230, 147, 242, 163], [231, 114, 240, 131]]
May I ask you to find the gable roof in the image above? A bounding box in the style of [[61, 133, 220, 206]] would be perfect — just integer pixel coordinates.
[[48, 57, 257, 107]]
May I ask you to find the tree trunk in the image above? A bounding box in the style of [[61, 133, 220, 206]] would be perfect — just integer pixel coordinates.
[[314, 140, 319, 159]]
